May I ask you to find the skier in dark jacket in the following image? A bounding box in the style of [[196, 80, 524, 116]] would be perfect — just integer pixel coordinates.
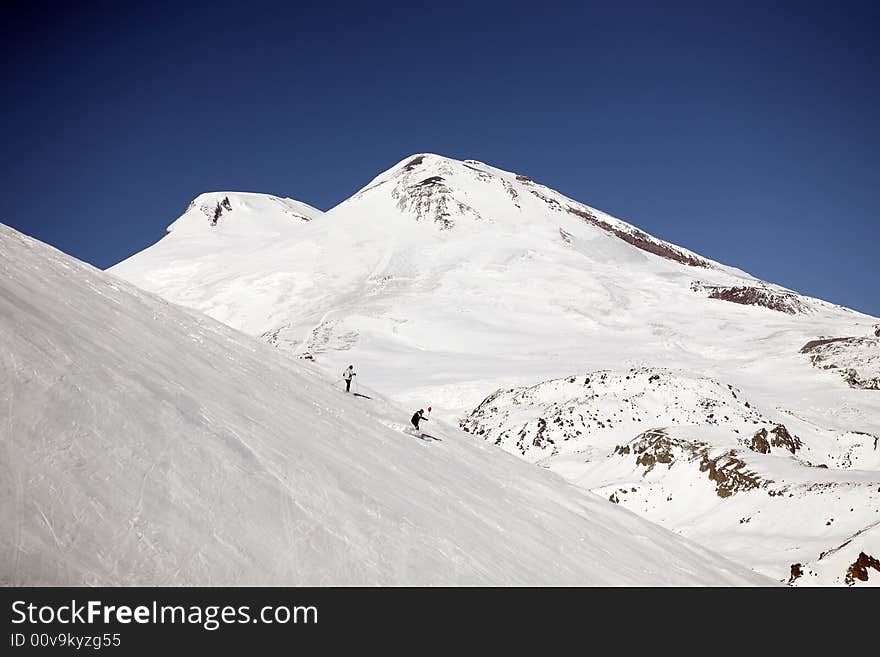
[[411, 409, 429, 431]]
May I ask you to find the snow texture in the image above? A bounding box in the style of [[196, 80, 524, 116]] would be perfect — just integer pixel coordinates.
[[0, 224, 770, 586]]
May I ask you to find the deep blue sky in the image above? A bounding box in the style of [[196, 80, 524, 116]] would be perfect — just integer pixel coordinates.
[[2, 1, 878, 315]]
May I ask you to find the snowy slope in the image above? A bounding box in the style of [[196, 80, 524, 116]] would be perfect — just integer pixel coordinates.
[[167, 191, 321, 236], [114, 192, 323, 335], [107, 152, 880, 585], [0, 223, 771, 586], [111, 154, 876, 416], [460, 368, 880, 586], [800, 334, 880, 390]]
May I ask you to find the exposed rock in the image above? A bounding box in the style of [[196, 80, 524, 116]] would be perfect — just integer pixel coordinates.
[[843, 368, 879, 390], [393, 175, 482, 229], [203, 195, 233, 227], [531, 417, 550, 448], [844, 552, 880, 585], [568, 206, 709, 268], [530, 190, 563, 212], [616, 428, 769, 498], [403, 155, 424, 170], [413, 176, 445, 187], [800, 337, 852, 352], [463, 368, 766, 459], [625, 429, 705, 475], [801, 336, 880, 390], [749, 428, 771, 454], [691, 282, 806, 314], [501, 179, 520, 206], [463, 164, 494, 182], [770, 424, 802, 454], [788, 563, 803, 584], [699, 450, 766, 498]]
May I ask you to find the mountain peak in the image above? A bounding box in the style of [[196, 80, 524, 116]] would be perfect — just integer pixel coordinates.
[[346, 154, 715, 270], [165, 191, 322, 238]]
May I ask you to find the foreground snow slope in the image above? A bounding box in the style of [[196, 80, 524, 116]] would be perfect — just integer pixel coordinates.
[[0, 224, 769, 585]]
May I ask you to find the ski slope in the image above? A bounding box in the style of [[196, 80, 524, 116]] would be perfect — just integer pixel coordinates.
[[108, 153, 880, 585], [0, 224, 770, 585]]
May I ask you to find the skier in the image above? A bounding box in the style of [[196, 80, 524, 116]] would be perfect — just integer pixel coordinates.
[[411, 408, 429, 432], [342, 365, 356, 392]]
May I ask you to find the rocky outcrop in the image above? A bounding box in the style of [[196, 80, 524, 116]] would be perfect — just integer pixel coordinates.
[[394, 176, 468, 229], [210, 196, 233, 226], [620, 429, 705, 474], [190, 195, 234, 227], [801, 335, 880, 390], [800, 337, 852, 351], [389, 160, 484, 229], [747, 425, 802, 455], [845, 552, 880, 585], [567, 206, 710, 268], [614, 428, 769, 498], [691, 282, 807, 314], [530, 190, 564, 212], [462, 368, 769, 459], [749, 428, 771, 454], [700, 450, 767, 498]]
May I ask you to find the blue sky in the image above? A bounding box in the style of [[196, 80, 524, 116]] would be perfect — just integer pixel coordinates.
[[2, 1, 878, 315]]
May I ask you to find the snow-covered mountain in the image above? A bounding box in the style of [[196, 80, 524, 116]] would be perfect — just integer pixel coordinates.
[[461, 368, 880, 586], [1, 223, 772, 585], [108, 153, 880, 585]]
